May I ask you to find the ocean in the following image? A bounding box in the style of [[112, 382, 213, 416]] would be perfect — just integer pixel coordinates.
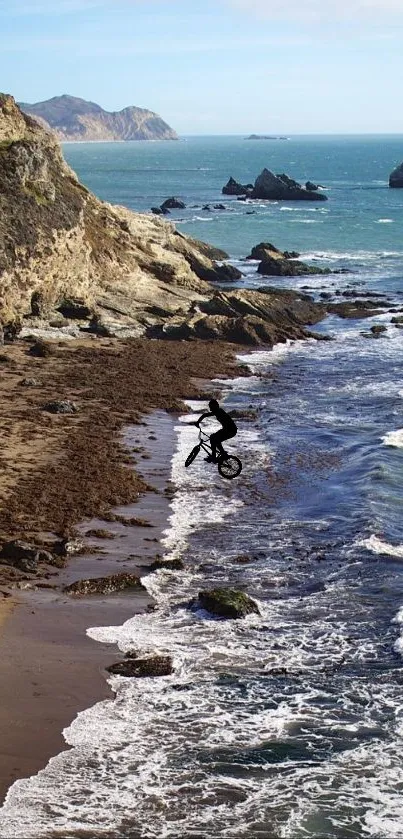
[[2, 135, 403, 838]]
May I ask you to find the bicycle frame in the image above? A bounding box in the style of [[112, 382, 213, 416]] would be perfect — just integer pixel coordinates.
[[198, 425, 227, 461]]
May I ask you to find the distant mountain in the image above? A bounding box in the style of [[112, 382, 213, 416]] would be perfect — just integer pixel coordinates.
[[18, 94, 178, 142]]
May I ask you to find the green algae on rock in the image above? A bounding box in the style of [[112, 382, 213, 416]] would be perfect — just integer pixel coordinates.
[[197, 588, 260, 619]]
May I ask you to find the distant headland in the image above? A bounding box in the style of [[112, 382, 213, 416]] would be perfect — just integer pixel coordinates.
[[18, 94, 178, 142]]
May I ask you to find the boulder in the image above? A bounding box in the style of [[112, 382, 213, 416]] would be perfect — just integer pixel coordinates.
[[28, 339, 54, 357], [149, 557, 185, 571], [54, 537, 85, 557], [160, 197, 186, 210], [64, 572, 144, 595], [251, 168, 327, 201], [151, 206, 168, 216], [389, 162, 403, 188], [247, 242, 281, 261], [222, 177, 251, 196], [42, 400, 78, 414], [370, 324, 387, 335], [0, 540, 52, 573], [283, 250, 300, 259], [20, 377, 42, 387], [305, 181, 319, 191], [197, 588, 260, 619], [107, 655, 173, 677], [258, 255, 330, 277]]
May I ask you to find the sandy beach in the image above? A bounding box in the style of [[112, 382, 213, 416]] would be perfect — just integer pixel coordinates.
[[0, 335, 245, 804]]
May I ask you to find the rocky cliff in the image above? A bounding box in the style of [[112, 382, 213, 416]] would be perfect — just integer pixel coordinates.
[[18, 94, 178, 142], [0, 93, 325, 346]]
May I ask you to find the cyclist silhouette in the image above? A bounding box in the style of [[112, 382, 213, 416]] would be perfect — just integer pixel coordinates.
[[192, 399, 237, 463]]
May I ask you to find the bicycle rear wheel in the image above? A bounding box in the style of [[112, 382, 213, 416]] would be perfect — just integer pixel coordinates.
[[185, 444, 201, 467], [218, 455, 242, 480]]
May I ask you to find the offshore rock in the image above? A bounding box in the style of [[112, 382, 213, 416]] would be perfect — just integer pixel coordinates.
[[222, 177, 251, 196], [250, 242, 330, 277], [251, 169, 327, 201], [160, 197, 186, 210], [197, 588, 260, 619], [389, 162, 403, 188]]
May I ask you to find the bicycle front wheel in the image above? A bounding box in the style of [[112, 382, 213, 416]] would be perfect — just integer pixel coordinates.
[[185, 444, 201, 467], [218, 456, 242, 480]]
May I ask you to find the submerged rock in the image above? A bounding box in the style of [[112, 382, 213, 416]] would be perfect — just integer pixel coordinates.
[[197, 588, 260, 619], [107, 655, 173, 677], [327, 301, 386, 319], [64, 572, 145, 595]]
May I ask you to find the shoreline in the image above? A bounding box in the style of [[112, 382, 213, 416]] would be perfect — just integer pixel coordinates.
[[0, 412, 176, 805], [0, 338, 246, 805]]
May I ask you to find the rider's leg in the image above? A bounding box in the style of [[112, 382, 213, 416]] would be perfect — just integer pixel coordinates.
[[210, 430, 228, 462]]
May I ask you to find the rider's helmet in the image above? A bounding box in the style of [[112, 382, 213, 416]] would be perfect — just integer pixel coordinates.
[[209, 399, 219, 413]]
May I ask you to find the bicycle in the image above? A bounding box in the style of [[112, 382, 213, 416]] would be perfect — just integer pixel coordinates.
[[185, 423, 242, 480]]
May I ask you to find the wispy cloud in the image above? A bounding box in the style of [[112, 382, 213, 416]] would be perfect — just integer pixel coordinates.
[[0, 31, 312, 55], [227, 0, 403, 22]]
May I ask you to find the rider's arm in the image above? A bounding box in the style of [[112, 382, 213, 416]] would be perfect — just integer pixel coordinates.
[[194, 411, 212, 426]]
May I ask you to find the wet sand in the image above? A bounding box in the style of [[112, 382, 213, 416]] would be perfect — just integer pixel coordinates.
[[0, 411, 176, 803]]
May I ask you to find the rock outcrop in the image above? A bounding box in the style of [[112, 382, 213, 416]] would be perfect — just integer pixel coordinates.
[[196, 588, 260, 619], [223, 169, 327, 201], [389, 162, 403, 188], [0, 94, 326, 345], [252, 169, 327, 201], [249, 242, 330, 277], [222, 177, 252, 196], [107, 655, 173, 677], [147, 287, 325, 346], [18, 94, 178, 142], [64, 572, 144, 595]]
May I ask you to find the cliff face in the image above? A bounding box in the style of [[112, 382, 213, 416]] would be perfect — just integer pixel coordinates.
[[0, 93, 325, 346], [18, 94, 178, 142]]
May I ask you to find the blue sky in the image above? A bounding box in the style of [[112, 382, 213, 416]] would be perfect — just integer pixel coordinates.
[[1, 0, 402, 134]]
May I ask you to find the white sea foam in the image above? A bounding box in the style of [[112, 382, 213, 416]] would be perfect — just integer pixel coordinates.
[[376, 218, 394, 223], [357, 534, 403, 558], [381, 429, 403, 448]]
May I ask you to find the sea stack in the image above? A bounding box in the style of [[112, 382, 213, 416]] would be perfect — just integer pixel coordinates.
[[389, 162, 403, 188]]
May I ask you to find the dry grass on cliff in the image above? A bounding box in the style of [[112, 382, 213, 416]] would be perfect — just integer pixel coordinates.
[[0, 337, 247, 544]]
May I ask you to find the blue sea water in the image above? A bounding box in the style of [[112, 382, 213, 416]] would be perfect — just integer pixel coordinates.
[[2, 136, 403, 838]]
